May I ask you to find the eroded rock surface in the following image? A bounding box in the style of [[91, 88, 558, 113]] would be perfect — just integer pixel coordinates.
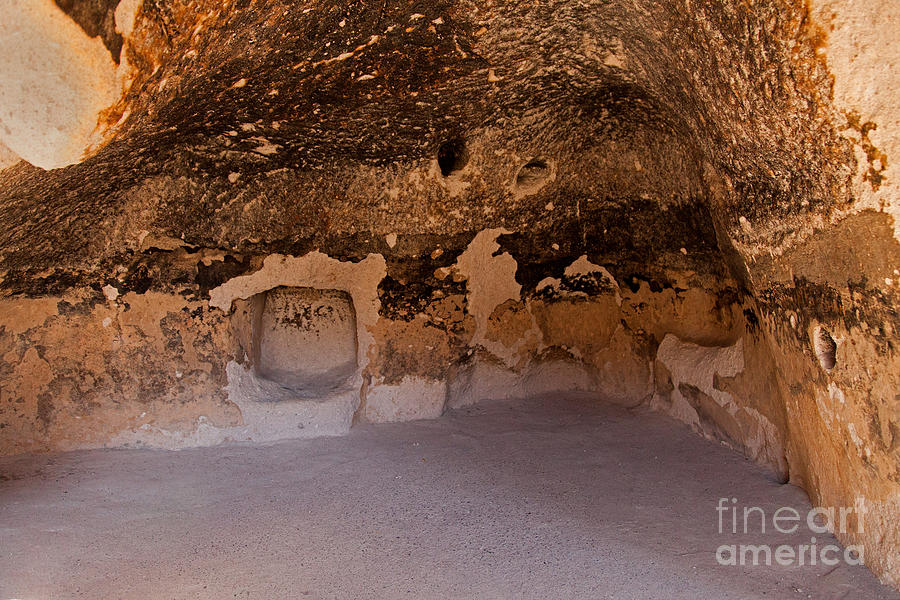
[[0, 0, 898, 589]]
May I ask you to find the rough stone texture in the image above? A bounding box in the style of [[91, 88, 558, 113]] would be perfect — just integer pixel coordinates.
[[654, 334, 787, 478], [256, 287, 357, 393], [809, 0, 900, 240], [362, 376, 447, 423], [0, 0, 121, 169], [0, 142, 19, 172], [0, 0, 898, 589], [0, 289, 238, 454]]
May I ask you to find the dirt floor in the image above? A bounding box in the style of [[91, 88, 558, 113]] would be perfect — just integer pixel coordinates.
[[1, 395, 897, 599]]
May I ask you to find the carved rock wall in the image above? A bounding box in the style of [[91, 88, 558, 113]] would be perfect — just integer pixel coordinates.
[[0, 0, 897, 588]]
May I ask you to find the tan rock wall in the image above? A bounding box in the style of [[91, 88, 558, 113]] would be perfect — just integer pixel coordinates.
[[752, 299, 900, 588], [0, 242, 754, 456], [0, 290, 237, 454], [0, 232, 894, 584]]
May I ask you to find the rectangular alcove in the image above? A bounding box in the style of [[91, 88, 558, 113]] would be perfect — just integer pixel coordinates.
[[247, 286, 359, 396]]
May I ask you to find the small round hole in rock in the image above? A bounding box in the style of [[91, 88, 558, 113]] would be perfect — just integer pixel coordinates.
[[515, 158, 550, 189], [437, 139, 468, 176], [813, 326, 837, 371]]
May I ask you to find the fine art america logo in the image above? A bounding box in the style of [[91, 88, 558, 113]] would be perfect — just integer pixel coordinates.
[[715, 498, 866, 567]]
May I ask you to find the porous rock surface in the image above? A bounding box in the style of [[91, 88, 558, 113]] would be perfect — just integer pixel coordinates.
[[0, 0, 898, 588]]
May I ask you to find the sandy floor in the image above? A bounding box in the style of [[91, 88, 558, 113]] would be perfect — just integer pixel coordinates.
[[1, 394, 897, 599]]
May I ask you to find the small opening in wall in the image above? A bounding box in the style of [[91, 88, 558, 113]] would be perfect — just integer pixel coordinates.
[[250, 286, 359, 395], [813, 326, 837, 371], [515, 158, 550, 189], [437, 139, 468, 176]]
